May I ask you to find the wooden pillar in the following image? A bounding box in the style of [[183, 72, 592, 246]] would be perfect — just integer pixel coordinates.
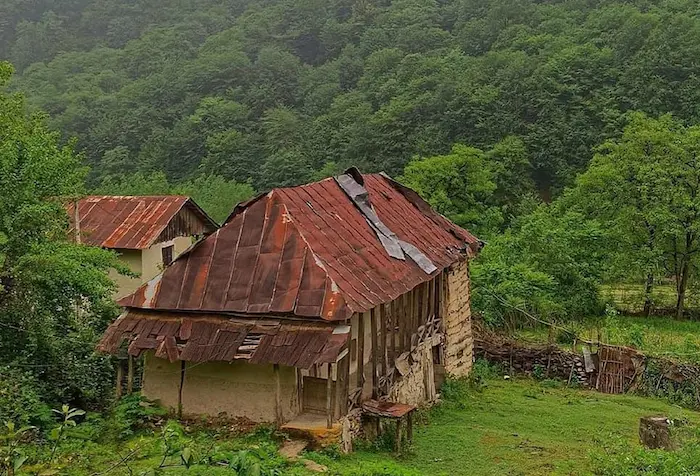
[[370, 307, 379, 398], [337, 351, 349, 415], [296, 367, 303, 412], [274, 364, 283, 426], [73, 199, 81, 244], [126, 355, 135, 395], [407, 413, 414, 443], [177, 361, 186, 420], [395, 418, 403, 454], [326, 363, 333, 429], [357, 313, 365, 392], [421, 282, 430, 326], [379, 304, 387, 381], [115, 360, 124, 399], [402, 293, 410, 352], [388, 300, 396, 367]]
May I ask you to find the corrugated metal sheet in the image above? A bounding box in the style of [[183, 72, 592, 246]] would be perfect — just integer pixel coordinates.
[[97, 310, 349, 368], [119, 172, 479, 320], [66, 196, 218, 249]]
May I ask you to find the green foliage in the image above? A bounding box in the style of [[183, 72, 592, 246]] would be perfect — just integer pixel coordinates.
[[0, 421, 34, 476], [0, 61, 125, 419], [0, 366, 51, 429], [94, 172, 255, 224], [402, 144, 502, 237], [7, 0, 700, 198], [107, 393, 167, 441]]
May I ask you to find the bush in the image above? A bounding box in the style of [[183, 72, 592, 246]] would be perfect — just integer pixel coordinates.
[[0, 366, 52, 429], [105, 393, 167, 440]]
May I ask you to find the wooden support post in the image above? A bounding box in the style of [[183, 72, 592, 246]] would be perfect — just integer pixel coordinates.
[[388, 300, 396, 367], [274, 364, 283, 426], [395, 418, 403, 454], [379, 304, 387, 382], [296, 367, 303, 412], [127, 355, 134, 395], [115, 360, 124, 400], [371, 307, 379, 398], [407, 412, 414, 443], [402, 292, 410, 351], [338, 352, 349, 415], [326, 363, 333, 429], [73, 199, 81, 244], [357, 313, 365, 392], [421, 282, 430, 326], [177, 361, 186, 420]]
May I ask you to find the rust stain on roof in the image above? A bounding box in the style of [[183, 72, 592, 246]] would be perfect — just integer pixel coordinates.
[[119, 172, 479, 320], [66, 195, 217, 249], [98, 310, 349, 368]]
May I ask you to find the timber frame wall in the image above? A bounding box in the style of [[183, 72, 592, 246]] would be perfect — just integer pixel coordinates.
[[305, 263, 470, 427]]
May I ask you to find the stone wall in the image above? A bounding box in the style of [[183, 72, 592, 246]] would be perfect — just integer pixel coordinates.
[[444, 259, 474, 377], [388, 342, 437, 406]]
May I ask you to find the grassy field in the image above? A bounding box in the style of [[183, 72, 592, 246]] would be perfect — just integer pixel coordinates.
[[515, 314, 700, 361], [30, 375, 700, 475]]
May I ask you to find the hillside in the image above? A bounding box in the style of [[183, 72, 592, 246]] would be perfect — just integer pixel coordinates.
[[4, 0, 700, 193]]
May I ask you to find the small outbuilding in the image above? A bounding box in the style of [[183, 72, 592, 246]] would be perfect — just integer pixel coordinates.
[[68, 196, 218, 298], [98, 170, 479, 430]]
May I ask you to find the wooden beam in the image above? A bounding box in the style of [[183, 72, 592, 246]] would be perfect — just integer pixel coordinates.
[[126, 356, 134, 395], [379, 303, 387, 381], [370, 307, 379, 398], [357, 313, 365, 392], [326, 362, 333, 429], [274, 364, 283, 426], [402, 292, 410, 352], [421, 282, 430, 326], [115, 360, 124, 400], [337, 351, 349, 415], [296, 367, 303, 412], [388, 300, 396, 367], [177, 361, 186, 420]]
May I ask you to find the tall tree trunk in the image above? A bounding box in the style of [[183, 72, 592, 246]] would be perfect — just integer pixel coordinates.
[[643, 273, 654, 317], [676, 258, 691, 319]]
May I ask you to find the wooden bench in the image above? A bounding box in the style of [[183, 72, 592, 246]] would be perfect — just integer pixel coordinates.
[[362, 400, 416, 453]]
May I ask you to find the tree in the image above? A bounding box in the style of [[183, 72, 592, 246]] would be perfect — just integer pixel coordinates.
[[0, 61, 127, 409], [570, 113, 700, 318], [402, 144, 503, 237]]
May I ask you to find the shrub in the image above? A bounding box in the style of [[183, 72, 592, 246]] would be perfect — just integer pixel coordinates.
[[105, 393, 167, 440], [0, 366, 52, 429]]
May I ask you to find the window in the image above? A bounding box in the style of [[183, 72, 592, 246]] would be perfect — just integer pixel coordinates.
[[162, 245, 174, 266]]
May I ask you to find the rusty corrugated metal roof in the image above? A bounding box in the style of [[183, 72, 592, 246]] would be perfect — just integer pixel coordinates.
[[97, 310, 349, 368], [119, 172, 479, 320], [66, 196, 218, 249]]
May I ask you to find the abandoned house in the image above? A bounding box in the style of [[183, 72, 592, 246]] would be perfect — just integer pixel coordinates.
[[68, 196, 218, 299], [98, 170, 480, 431]]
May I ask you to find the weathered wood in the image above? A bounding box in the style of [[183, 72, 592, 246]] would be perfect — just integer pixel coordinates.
[[115, 361, 124, 399], [326, 363, 333, 429], [338, 351, 349, 415], [639, 416, 672, 450], [395, 418, 403, 454], [274, 364, 283, 426], [428, 277, 436, 322], [388, 300, 396, 367], [407, 413, 413, 443], [371, 307, 379, 398], [73, 199, 81, 244], [379, 303, 387, 382], [402, 292, 411, 351], [357, 312, 365, 392], [177, 361, 186, 419], [127, 355, 135, 395], [296, 367, 303, 412]]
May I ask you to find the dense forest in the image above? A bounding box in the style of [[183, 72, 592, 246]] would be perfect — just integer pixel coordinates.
[[4, 0, 700, 196], [6, 0, 700, 453]]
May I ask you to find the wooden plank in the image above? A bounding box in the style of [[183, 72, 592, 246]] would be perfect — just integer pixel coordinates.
[[379, 303, 387, 382], [421, 282, 430, 326], [127, 356, 135, 395], [371, 307, 379, 398], [357, 312, 365, 392], [296, 367, 303, 412], [115, 361, 124, 400], [338, 351, 349, 415], [274, 364, 283, 426], [388, 299, 396, 367], [177, 361, 186, 419], [326, 363, 333, 429], [402, 292, 410, 352], [407, 413, 414, 443]]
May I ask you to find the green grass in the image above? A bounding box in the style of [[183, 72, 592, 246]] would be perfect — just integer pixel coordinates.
[[601, 283, 678, 314], [304, 377, 700, 476], [21, 377, 700, 475], [515, 314, 700, 362]]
